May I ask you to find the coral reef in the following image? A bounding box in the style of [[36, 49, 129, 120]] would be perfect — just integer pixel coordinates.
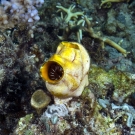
[[111, 103, 135, 127], [55, 4, 128, 56], [0, 0, 135, 134], [0, 1, 46, 133], [0, 0, 44, 29]]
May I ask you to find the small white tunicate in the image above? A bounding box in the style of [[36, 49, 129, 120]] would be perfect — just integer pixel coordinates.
[[34, 15, 40, 21], [28, 18, 33, 23], [28, 9, 32, 14], [10, 9, 14, 13], [126, 113, 133, 127], [50, 114, 58, 124], [20, 14, 25, 18], [3, 20, 8, 24], [12, 4, 18, 10], [18, 5, 23, 10], [25, 14, 29, 20], [98, 99, 110, 108], [31, 9, 38, 17]]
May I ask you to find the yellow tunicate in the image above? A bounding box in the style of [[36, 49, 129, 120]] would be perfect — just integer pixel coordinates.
[[40, 41, 90, 99]]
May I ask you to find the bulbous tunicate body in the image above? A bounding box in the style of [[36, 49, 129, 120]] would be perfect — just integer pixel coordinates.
[[40, 41, 90, 98]]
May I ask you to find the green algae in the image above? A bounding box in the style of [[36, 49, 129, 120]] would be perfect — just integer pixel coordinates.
[[88, 65, 135, 101], [15, 114, 33, 135]]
